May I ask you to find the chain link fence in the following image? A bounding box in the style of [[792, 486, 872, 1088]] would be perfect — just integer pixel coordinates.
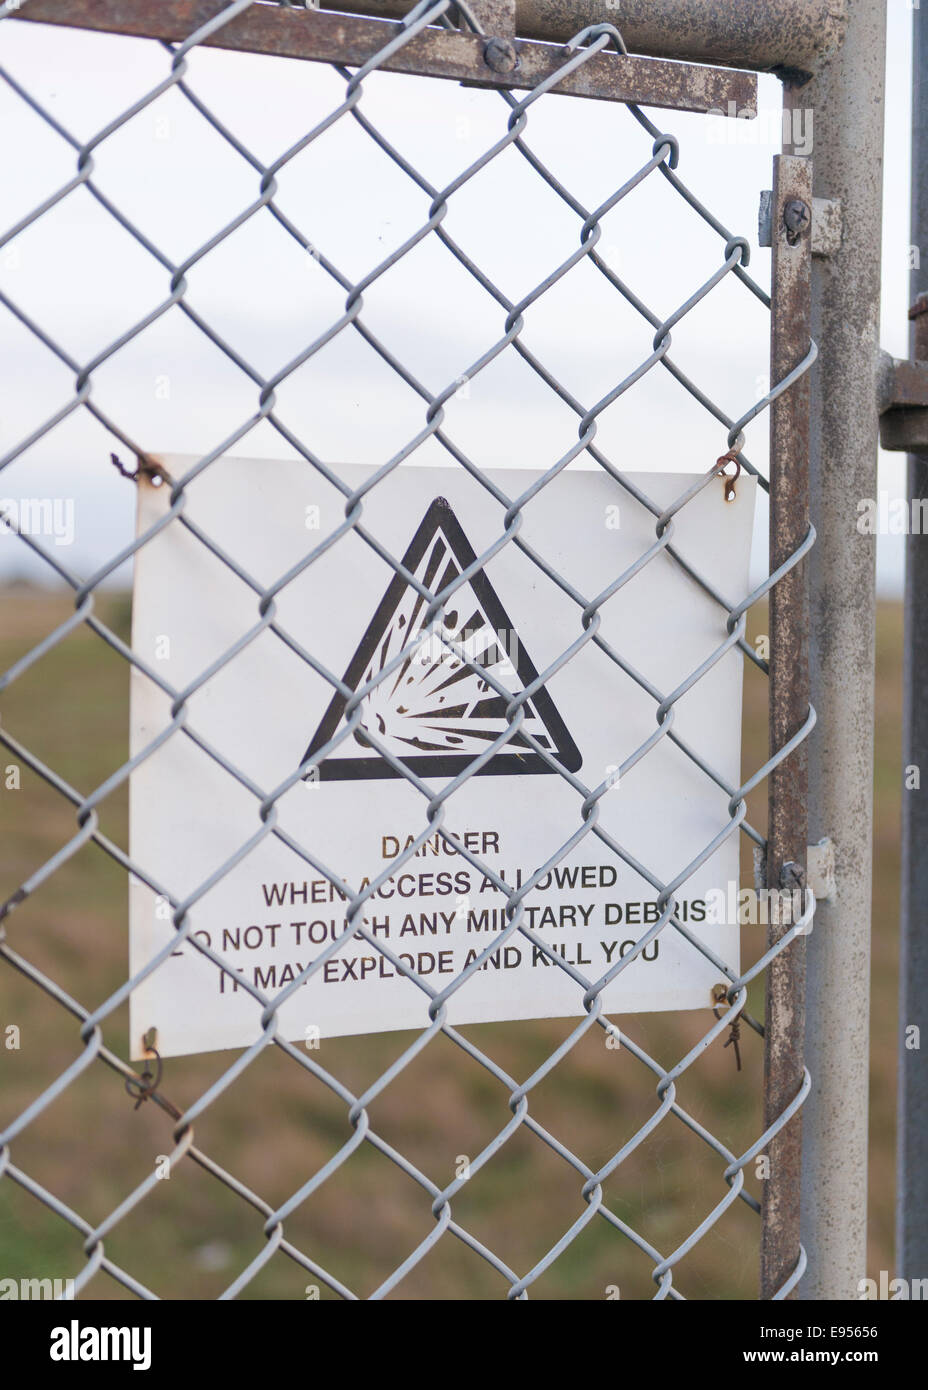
[[0, 0, 817, 1299]]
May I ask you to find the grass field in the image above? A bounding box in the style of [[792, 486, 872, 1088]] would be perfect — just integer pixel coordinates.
[[0, 587, 904, 1299]]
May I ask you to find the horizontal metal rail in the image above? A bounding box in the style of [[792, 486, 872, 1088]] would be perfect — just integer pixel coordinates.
[[323, 0, 847, 75], [11, 0, 759, 113]]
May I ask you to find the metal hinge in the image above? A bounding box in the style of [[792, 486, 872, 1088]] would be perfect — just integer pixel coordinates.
[[878, 295, 928, 453]]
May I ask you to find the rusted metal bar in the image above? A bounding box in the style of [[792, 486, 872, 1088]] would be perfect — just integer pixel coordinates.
[[761, 152, 813, 1301], [326, 0, 847, 76], [9, 0, 758, 114], [878, 339, 928, 453], [879, 352, 928, 413]]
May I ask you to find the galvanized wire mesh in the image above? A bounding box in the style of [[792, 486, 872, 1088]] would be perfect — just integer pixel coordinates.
[[0, 0, 816, 1299]]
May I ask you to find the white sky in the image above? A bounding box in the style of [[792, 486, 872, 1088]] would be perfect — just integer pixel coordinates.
[[0, 4, 916, 594]]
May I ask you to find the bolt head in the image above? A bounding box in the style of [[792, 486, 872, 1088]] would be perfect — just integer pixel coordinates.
[[784, 199, 811, 234], [484, 37, 518, 74]]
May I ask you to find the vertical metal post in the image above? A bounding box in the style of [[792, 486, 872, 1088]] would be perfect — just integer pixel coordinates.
[[897, 2, 928, 1283], [761, 153, 813, 1301], [790, 0, 887, 1300]]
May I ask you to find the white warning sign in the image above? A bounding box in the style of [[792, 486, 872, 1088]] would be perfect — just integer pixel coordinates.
[[129, 456, 756, 1059]]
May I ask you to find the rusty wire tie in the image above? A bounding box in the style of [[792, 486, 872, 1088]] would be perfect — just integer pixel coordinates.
[[125, 1038, 163, 1111], [712, 983, 742, 1072], [712, 448, 741, 503], [110, 451, 172, 486]]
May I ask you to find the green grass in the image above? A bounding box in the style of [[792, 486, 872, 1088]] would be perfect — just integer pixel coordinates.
[[0, 588, 904, 1299]]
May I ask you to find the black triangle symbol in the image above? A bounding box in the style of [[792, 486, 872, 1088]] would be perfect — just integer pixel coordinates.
[[303, 497, 582, 781]]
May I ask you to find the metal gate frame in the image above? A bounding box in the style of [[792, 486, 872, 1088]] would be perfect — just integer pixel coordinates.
[[2, 0, 889, 1301]]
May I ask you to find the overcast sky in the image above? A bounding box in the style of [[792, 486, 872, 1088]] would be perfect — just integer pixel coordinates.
[[0, 3, 916, 594]]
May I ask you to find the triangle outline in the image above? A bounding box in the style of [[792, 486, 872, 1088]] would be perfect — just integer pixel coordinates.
[[302, 497, 582, 781]]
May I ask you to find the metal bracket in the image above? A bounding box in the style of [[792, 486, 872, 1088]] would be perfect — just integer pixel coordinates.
[[878, 296, 928, 452], [758, 190, 842, 257], [464, 0, 518, 80], [469, 0, 516, 39], [12, 0, 759, 115], [752, 838, 835, 901], [807, 837, 836, 902]]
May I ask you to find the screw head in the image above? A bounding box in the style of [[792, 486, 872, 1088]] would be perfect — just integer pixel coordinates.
[[484, 37, 518, 73], [784, 198, 811, 236]]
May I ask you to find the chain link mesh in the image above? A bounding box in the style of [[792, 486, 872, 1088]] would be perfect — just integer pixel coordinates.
[[0, 0, 817, 1300]]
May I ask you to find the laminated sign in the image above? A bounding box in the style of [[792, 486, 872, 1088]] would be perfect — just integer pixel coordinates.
[[129, 456, 756, 1059]]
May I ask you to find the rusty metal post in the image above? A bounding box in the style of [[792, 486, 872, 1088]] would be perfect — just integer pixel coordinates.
[[795, 0, 886, 1300], [898, 0, 928, 1276], [898, 298, 928, 1278], [761, 153, 813, 1301]]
